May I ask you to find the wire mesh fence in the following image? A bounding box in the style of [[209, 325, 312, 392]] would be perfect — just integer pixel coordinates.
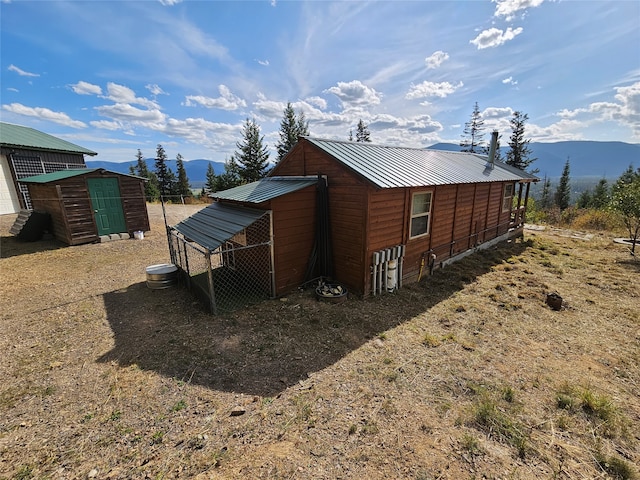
[[168, 211, 273, 315]]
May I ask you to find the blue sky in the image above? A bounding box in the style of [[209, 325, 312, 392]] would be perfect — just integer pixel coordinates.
[[1, 0, 639, 164]]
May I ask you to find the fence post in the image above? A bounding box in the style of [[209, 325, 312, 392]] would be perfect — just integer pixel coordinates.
[[205, 250, 217, 315]]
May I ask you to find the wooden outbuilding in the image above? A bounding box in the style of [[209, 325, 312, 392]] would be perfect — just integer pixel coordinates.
[[19, 168, 149, 245], [270, 135, 538, 296], [171, 135, 537, 312]]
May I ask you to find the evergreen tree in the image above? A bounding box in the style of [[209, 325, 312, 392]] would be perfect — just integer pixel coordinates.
[[213, 156, 241, 192], [576, 189, 592, 209], [591, 178, 610, 209], [460, 102, 485, 153], [234, 118, 270, 183], [355, 119, 371, 142], [539, 174, 552, 209], [506, 111, 537, 173], [554, 158, 571, 210], [205, 162, 217, 194], [154, 144, 171, 198], [175, 153, 192, 200], [275, 102, 309, 163], [133, 149, 159, 201]]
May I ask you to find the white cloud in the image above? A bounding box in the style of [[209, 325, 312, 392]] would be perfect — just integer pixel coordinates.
[[7, 87, 19, 93], [257, 59, 270, 66], [483, 107, 513, 119], [158, 0, 183, 5], [89, 120, 122, 131], [470, 27, 523, 49], [494, 0, 545, 21], [406, 81, 463, 100], [146, 84, 168, 96], [324, 80, 382, 107], [71, 81, 102, 95], [502, 76, 518, 86], [425, 51, 449, 69], [2, 103, 86, 128], [8, 64, 39, 77], [95, 103, 166, 124], [104, 83, 160, 109], [305, 96, 327, 110], [184, 85, 247, 111]]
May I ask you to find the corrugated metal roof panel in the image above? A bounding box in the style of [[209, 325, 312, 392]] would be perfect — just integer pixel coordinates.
[[304, 137, 538, 187], [19, 168, 144, 183], [0, 122, 98, 156], [173, 202, 267, 251], [211, 176, 318, 203]]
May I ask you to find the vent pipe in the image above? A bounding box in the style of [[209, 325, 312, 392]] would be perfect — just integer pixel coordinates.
[[488, 130, 499, 168]]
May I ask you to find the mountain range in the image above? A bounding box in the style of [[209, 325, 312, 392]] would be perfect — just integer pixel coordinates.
[[87, 141, 639, 187]]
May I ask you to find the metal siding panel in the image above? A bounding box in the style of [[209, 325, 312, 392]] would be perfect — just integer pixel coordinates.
[[212, 177, 317, 203]]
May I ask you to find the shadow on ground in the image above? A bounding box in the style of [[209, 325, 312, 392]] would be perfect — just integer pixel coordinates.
[[99, 238, 531, 397], [0, 234, 66, 259]]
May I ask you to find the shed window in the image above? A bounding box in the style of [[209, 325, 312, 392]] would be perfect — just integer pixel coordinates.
[[502, 183, 514, 212], [410, 192, 433, 238]]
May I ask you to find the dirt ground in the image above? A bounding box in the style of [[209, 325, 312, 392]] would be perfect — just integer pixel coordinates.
[[0, 204, 638, 479]]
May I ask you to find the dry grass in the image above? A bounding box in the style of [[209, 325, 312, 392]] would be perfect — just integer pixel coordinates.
[[1, 205, 638, 479]]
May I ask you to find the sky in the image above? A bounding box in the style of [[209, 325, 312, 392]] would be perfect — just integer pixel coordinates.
[[1, 0, 639, 164]]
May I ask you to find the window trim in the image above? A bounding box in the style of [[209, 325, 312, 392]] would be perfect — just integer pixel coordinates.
[[502, 183, 514, 213], [409, 191, 433, 239]]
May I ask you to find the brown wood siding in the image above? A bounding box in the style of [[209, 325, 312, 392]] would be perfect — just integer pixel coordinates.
[[273, 142, 369, 295], [118, 176, 150, 233], [270, 187, 317, 295], [26, 170, 149, 246]]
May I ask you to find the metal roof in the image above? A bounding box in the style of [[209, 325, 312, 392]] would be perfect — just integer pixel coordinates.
[[173, 202, 268, 252], [0, 122, 98, 156], [211, 176, 318, 203], [303, 137, 538, 188], [19, 168, 144, 183]]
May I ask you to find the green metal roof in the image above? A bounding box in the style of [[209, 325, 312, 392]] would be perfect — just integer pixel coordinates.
[[173, 202, 268, 252], [211, 176, 318, 203], [19, 168, 144, 183], [0, 122, 97, 156], [301, 137, 538, 188]]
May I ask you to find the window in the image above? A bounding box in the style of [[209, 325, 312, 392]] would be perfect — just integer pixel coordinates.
[[502, 183, 514, 212], [410, 192, 433, 238]]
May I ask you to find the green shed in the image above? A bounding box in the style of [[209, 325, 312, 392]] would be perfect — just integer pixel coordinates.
[[19, 168, 149, 245]]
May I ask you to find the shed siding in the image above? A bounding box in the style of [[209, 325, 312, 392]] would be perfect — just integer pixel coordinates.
[[274, 142, 369, 295], [26, 170, 148, 245], [270, 186, 317, 295]]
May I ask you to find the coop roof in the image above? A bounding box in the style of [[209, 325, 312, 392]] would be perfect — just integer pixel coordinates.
[[0, 122, 97, 156], [173, 202, 268, 252], [210, 176, 318, 203], [301, 137, 538, 188]]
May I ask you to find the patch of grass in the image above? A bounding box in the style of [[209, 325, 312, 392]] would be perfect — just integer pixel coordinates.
[[502, 386, 515, 403], [471, 395, 528, 458], [14, 464, 34, 480], [171, 400, 187, 412], [460, 433, 484, 457], [361, 419, 379, 435], [422, 333, 441, 348], [151, 430, 164, 445], [595, 452, 636, 480], [109, 410, 122, 421]]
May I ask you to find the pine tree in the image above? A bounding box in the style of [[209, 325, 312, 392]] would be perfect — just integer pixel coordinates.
[[154, 144, 171, 198], [234, 118, 270, 183], [355, 119, 371, 142], [460, 102, 485, 153], [205, 162, 216, 194], [213, 156, 241, 192], [175, 153, 192, 200], [539, 174, 552, 209], [133, 149, 159, 201], [506, 111, 537, 173], [591, 178, 610, 209], [555, 158, 571, 210], [275, 102, 309, 163]]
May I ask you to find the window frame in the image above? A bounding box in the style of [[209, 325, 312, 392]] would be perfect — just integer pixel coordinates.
[[502, 183, 515, 213], [409, 191, 433, 239]]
